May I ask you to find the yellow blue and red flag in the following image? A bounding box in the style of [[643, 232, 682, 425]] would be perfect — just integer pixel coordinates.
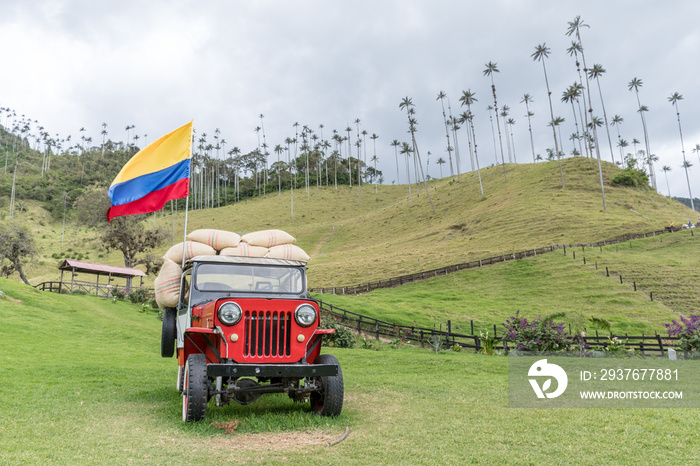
[[107, 121, 193, 222]]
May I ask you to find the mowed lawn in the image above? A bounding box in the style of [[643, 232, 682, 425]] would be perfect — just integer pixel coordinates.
[[1, 279, 699, 464]]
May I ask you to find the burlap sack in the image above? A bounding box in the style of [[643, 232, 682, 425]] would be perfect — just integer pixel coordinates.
[[219, 243, 269, 257], [154, 259, 182, 309], [187, 229, 241, 251], [266, 244, 310, 262], [164, 241, 216, 263], [241, 229, 295, 248]]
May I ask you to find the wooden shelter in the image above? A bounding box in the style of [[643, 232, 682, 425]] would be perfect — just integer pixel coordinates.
[[55, 259, 147, 297]]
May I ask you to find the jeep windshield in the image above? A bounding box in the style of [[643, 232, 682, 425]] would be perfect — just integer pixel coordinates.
[[194, 263, 304, 294]]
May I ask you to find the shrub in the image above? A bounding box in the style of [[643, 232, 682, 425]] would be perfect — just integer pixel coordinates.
[[501, 311, 572, 352], [611, 167, 649, 187], [110, 288, 126, 300], [665, 315, 700, 352], [318, 318, 355, 348], [126, 287, 150, 305]]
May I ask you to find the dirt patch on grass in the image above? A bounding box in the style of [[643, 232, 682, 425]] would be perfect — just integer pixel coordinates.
[[206, 430, 338, 451]]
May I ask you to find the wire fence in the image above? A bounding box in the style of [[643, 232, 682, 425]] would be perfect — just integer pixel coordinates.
[[318, 299, 682, 357], [309, 229, 670, 295]]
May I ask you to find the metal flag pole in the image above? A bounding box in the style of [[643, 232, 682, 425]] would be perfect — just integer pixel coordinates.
[[180, 130, 194, 269]]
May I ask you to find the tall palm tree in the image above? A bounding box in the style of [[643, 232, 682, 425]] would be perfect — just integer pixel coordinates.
[[506, 117, 517, 163], [588, 64, 615, 163], [459, 90, 485, 198], [390, 139, 401, 184], [399, 96, 435, 212], [617, 139, 628, 161], [562, 84, 585, 158], [669, 92, 694, 211], [567, 16, 606, 211], [692, 144, 700, 165], [370, 133, 379, 193], [532, 44, 560, 166], [400, 142, 413, 204], [486, 105, 498, 167], [610, 115, 624, 163], [483, 62, 507, 181], [436, 157, 446, 178], [548, 117, 566, 188], [437, 91, 454, 178], [345, 126, 353, 187], [521, 94, 536, 163], [660, 165, 671, 196], [500, 105, 513, 163], [628, 77, 655, 189]]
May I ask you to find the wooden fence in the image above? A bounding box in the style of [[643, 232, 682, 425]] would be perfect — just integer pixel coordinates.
[[318, 300, 681, 357], [309, 229, 669, 296], [35, 280, 153, 299]]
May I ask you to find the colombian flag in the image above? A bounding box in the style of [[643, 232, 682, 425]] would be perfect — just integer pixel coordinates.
[[107, 121, 193, 222]]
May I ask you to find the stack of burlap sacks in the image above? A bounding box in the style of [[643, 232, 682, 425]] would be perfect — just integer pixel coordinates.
[[154, 229, 309, 309]]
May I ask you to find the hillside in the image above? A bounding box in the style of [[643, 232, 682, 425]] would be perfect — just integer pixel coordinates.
[[3, 157, 696, 289]]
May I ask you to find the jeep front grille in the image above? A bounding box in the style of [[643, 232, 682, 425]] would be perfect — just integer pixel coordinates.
[[244, 310, 292, 357]]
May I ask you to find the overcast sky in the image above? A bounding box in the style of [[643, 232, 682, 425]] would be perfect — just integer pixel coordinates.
[[1, 0, 699, 201]]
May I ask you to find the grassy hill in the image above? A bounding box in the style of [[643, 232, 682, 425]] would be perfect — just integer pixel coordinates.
[[1, 278, 699, 464], [314, 229, 699, 335], [4, 158, 694, 287]]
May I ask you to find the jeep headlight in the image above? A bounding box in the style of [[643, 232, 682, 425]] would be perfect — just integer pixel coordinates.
[[294, 304, 317, 327], [218, 302, 242, 326]]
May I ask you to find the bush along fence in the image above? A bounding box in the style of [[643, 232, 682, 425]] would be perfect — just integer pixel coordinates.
[[317, 300, 683, 357], [309, 229, 671, 296]]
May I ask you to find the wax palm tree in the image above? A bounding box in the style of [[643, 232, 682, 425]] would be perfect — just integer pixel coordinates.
[[483, 62, 507, 181], [370, 133, 379, 193], [610, 115, 624, 162], [400, 142, 413, 204], [562, 84, 585, 158], [532, 44, 560, 167], [693, 144, 700, 165], [274, 144, 284, 197], [436, 157, 446, 178], [499, 105, 513, 163], [628, 77, 655, 189], [521, 94, 536, 163], [345, 126, 353, 187], [437, 91, 454, 178], [459, 90, 485, 197], [669, 92, 694, 211], [486, 105, 498, 166], [548, 116, 566, 188], [391, 139, 401, 184], [399, 96, 435, 212], [100, 122, 107, 157], [660, 165, 672, 197], [588, 64, 615, 163], [567, 17, 606, 211], [506, 117, 517, 163]]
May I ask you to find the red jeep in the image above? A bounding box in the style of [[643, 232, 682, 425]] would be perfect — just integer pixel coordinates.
[[160, 255, 343, 422]]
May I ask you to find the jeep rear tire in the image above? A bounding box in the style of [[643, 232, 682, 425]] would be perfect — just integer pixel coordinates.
[[161, 307, 176, 358], [310, 354, 343, 416], [182, 354, 208, 422]]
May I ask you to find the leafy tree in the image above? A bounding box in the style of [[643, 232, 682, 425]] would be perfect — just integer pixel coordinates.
[[0, 223, 35, 285]]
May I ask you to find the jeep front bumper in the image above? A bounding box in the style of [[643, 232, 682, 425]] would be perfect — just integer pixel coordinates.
[[207, 363, 338, 378]]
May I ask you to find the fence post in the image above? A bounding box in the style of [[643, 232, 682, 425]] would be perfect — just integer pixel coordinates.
[[375, 322, 379, 340], [620, 275, 623, 284], [606, 266, 609, 277], [650, 291, 653, 301], [656, 334, 665, 357], [471, 320, 474, 335], [357, 316, 362, 335]]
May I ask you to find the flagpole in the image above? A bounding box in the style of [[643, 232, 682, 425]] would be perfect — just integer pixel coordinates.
[[180, 131, 193, 269], [180, 194, 190, 269]]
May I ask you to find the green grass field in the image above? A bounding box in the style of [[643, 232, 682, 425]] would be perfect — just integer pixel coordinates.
[[1, 278, 699, 464], [314, 229, 698, 335]]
